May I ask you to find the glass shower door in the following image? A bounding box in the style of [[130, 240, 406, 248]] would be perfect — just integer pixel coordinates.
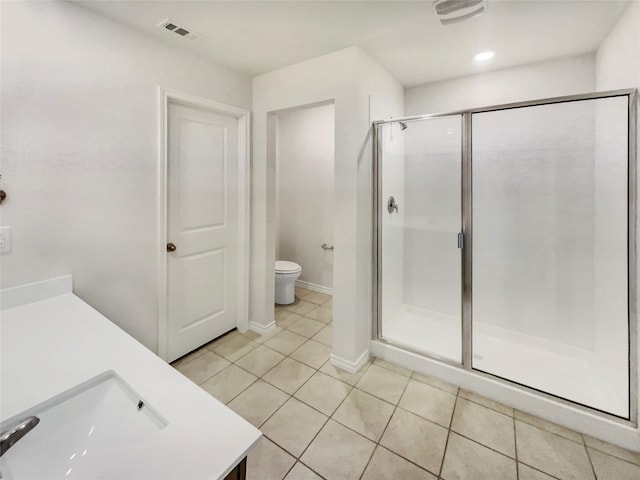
[[377, 115, 462, 363], [471, 96, 630, 417]]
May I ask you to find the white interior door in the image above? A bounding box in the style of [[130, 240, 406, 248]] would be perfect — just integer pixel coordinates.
[[167, 101, 238, 362]]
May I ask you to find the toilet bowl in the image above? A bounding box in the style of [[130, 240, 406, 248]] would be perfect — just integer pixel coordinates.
[[275, 261, 302, 305]]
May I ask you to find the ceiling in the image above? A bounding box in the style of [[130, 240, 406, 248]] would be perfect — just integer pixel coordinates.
[[75, 0, 631, 87]]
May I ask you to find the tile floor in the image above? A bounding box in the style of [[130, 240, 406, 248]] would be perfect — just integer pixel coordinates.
[[172, 287, 640, 480]]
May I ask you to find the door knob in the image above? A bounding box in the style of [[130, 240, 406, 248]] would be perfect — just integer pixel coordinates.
[[166, 242, 177, 252]]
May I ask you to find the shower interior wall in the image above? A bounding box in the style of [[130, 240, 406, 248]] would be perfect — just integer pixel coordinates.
[[400, 53, 598, 346]]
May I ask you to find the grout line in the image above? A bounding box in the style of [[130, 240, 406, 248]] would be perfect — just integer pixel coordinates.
[[514, 417, 585, 447], [518, 462, 563, 480], [457, 391, 514, 418], [441, 428, 520, 463], [514, 412, 519, 480], [437, 388, 460, 478], [583, 441, 599, 480], [194, 304, 612, 480], [356, 372, 430, 479], [297, 460, 329, 480]]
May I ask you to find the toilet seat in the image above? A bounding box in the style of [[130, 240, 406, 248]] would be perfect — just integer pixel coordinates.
[[275, 260, 302, 273]]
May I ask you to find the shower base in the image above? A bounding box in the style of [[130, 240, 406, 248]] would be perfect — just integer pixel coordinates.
[[382, 304, 627, 417]]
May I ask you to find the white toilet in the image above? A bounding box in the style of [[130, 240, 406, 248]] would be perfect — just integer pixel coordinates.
[[275, 260, 302, 305]]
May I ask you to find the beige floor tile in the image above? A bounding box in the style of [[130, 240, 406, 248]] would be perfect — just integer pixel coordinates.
[[235, 344, 285, 377], [441, 432, 517, 480], [412, 371, 459, 394], [286, 300, 317, 316], [357, 364, 410, 404], [459, 390, 514, 417], [332, 388, 394, 441], [290, 340, 331, 369], [171, 346, 207, 369], [211, 334, 258, 362], [303, 291, 332, 305], [287, 317, 325, 338], [323, 297, 332, 308], [301, 419, 376, 480], [584, 435, 640, 466], [515, 420, 595, 480], [518, 464, 557, 480], [262, 357, 315, 394], [200, 364, 256, 404], [305, 306, 332, 323], [294, 371, 351, 415], [320, 358, 370, 385], [241, 327, 282, 344], [204, 329, 241, 350], [515, 410, 582, 443], [589, 448, 640, 480], [295, 286, 313, 298], [311, 324, 332, 346], [239, 329, 263, 343], [284, 462, 323, 480], [373, 358, 413, 377], [451, 397, 516, 458], [362, 446, 436, 480], [227, 380, 289, 427], [399, 379, 456, 428], [247, 438, 296, 480], [176, 351, 230, 385], [380, 408, 448, 475], [264, 330, 308, 355], [261, 398, 327, 457], [275, 309, 304, 328]]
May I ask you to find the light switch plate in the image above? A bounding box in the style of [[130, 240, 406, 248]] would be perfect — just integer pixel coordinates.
[[0, 226, 12, 253]]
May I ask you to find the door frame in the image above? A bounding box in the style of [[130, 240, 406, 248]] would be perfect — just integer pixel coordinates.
[[157, 87, 251, 362]]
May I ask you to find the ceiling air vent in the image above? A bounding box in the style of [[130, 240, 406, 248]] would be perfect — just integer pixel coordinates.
[[156, 19, 200, 40], [433, 0, 487, 25]]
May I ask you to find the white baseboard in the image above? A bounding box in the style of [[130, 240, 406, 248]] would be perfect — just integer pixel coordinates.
[[330, 349, 370, 374], [295, 280, 333, 296], [249, 321, 277, 336]]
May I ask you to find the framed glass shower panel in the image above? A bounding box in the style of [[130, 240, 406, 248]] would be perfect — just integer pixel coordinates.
[[471, 96, 631, 418], [376, 115, 463, 363]]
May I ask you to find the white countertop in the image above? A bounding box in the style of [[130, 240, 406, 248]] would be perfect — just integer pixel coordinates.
[[0, 277, 261, 479]]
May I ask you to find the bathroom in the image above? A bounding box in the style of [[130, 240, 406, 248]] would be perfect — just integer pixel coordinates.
[[1, 1, 640, 479]]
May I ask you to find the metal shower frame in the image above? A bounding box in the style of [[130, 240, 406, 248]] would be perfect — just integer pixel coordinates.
[[372, 88, 638, 424]]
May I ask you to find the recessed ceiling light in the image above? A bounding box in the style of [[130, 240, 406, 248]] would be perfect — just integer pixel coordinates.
[[474, 51, 495, 62]]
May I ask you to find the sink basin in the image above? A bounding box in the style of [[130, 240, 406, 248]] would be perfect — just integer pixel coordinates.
[[0, 371, 167, 479]]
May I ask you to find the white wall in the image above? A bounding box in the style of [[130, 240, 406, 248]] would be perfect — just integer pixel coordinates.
[[0, 1, 251, 351], [251, 47, 403, 368], [596, 2, 640, 91], [594, 1, 640, 414], [276, 104, 335, 290], [405, 54, 595, 115]]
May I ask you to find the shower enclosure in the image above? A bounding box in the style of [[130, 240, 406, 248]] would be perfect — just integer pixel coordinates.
[[373, 90, 636, 420]]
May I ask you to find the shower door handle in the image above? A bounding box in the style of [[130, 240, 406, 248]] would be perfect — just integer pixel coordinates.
[[387, 196, 399, 214], [457, 233, 464, 249]]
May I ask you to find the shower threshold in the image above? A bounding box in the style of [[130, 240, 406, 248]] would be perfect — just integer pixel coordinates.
[[382, 304, 627, 417]]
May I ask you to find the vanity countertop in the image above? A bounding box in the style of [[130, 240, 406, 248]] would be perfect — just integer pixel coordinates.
[[0, 277, 261, 479]]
